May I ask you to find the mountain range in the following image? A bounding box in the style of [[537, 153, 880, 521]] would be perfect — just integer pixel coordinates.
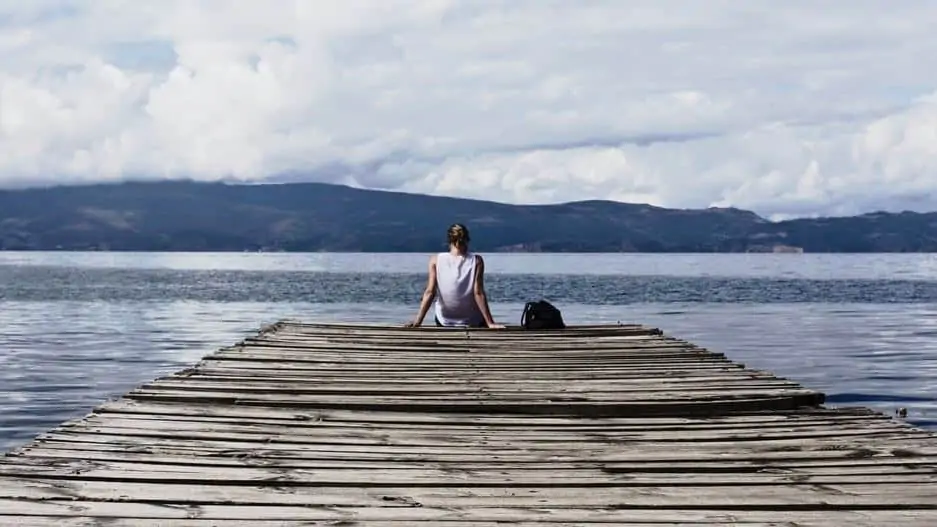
[[1, 180, 935, 252]]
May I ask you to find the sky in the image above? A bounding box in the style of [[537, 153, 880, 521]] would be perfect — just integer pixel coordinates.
[[1, 1, 936, 219]]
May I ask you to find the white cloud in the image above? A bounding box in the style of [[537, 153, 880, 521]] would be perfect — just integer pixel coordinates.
[[1, 0, 937, 217]]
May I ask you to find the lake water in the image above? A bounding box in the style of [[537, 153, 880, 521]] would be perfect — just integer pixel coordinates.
[[2, 251, 937, 452]]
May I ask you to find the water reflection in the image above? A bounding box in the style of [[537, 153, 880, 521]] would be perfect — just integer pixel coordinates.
[[3, 251, 937, 280]]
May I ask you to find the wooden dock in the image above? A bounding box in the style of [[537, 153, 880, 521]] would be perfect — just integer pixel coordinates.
[[2, 321, 936, 526]]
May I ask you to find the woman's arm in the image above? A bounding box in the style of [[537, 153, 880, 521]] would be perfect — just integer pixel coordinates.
[[406, 255, 438, 326], [472, 255, 502, 328]]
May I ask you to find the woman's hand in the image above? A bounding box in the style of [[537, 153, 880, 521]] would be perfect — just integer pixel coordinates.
[[403, 320, 420, 327], [487, 323, 506, 329]]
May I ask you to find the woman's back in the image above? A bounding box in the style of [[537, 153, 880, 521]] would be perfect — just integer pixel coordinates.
[[405, 223, 501, 329], [434, 251, 483, 326]]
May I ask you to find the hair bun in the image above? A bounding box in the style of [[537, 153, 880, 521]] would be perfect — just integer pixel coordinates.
[[447, 223, 471, 245]]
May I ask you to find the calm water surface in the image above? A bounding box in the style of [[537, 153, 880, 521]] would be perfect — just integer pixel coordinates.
[[2, 252, 936, 452]]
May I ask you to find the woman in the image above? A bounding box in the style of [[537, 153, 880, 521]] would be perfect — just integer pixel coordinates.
[[405, 223, 504, 328]]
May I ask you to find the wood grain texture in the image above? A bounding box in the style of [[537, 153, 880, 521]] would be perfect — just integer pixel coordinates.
[[2, 321, 935, 526]]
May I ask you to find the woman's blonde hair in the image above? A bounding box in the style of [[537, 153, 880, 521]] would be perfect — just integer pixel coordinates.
[[447, 223, 470, 247]]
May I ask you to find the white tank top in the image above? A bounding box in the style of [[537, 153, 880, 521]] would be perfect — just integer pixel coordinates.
[[433, 252, 483, 326]]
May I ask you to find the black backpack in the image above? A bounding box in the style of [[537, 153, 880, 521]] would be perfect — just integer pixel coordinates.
[[521, 300, 566, 330]]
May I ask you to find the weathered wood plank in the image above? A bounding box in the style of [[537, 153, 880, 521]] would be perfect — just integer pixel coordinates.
[[210, 350, 729, 364], [2, 480, 937, 507], [118, 395, 828, 417], [231, 340, 705, 353], [196, 358, 754, 371], [3, 458, 937, 486], [18, 439, 937, 463], [0, 501, 937, 527], [29, 518, 931, 527], [2, 501, 937, 525], [179, 368, 783, 382], [51, 419, 915, 444], [26, 521, 928, 527], [123, 387, 823, 403], [266, 322, 659, 336], [67, 413, 911, 435], [13, 448, 937, 472], [137, 379, 809, 396], [92, 399, 879, 423], [25, 430, 937, 459]]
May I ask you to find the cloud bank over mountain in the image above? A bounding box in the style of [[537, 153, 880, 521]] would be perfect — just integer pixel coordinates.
[[1, 0, 936, 218]]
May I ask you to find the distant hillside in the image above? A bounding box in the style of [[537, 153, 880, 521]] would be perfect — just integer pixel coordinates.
[[1, 180, 936, 252]]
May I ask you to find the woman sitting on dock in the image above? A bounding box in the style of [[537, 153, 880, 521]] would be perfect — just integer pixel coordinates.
[[405, 223, 504, 328]]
